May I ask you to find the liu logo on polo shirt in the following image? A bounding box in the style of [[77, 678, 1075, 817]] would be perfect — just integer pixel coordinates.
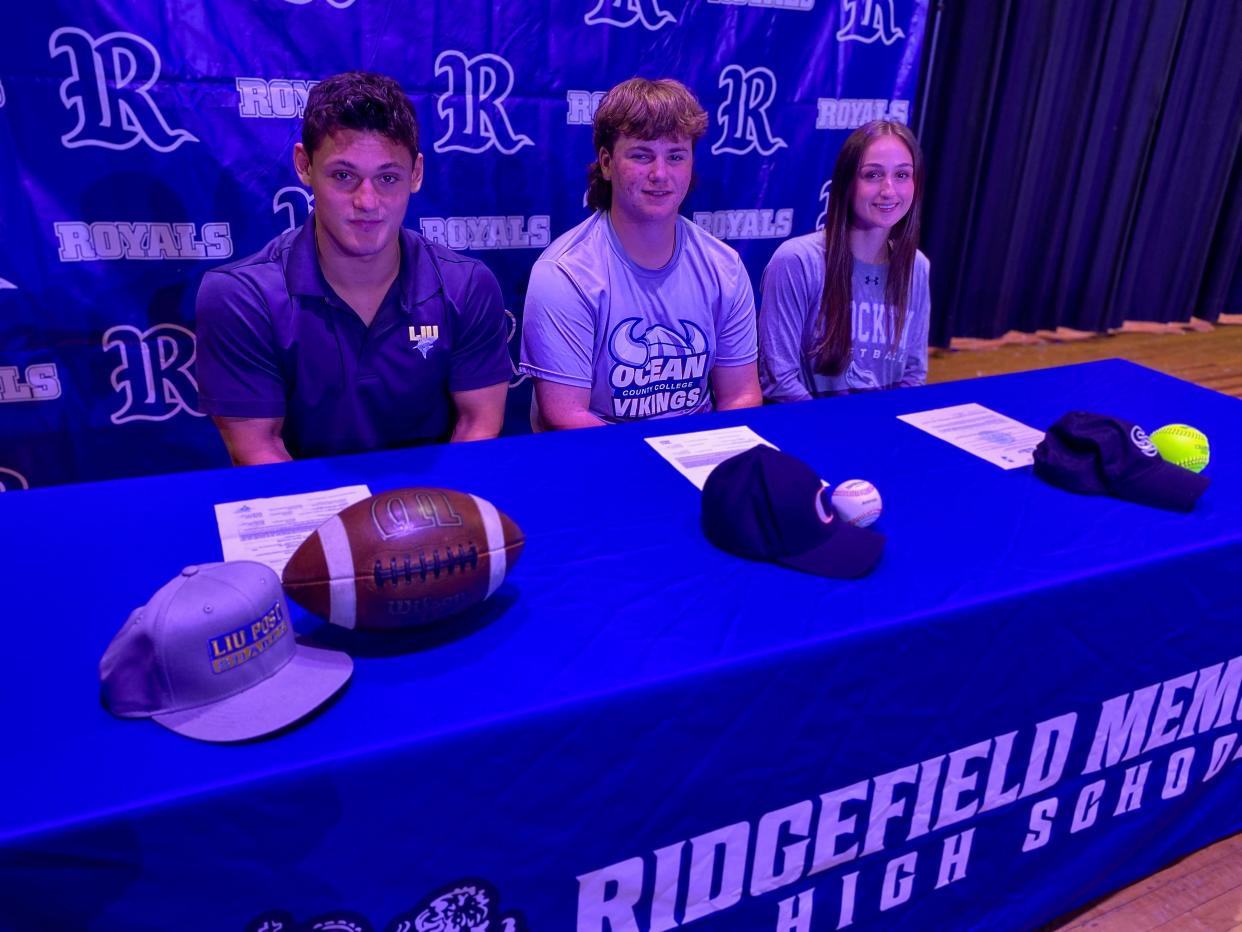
[[409, 324, 440, 358]]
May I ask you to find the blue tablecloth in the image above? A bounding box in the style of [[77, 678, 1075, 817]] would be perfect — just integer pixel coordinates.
[[3, 359, 1242, 931]]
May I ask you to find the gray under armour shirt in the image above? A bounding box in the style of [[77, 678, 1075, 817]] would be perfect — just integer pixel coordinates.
[[758, 229, 930, 401]]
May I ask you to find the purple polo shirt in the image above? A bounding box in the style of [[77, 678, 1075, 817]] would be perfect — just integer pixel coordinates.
[[194, 215, 511, 458]]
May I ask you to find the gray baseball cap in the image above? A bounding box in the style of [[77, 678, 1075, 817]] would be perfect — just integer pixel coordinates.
[[100, 561, 353, 742]]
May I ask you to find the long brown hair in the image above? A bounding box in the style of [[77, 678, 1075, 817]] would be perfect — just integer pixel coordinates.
[[586, 78, 708, 211], [811, 120, 924, 376]]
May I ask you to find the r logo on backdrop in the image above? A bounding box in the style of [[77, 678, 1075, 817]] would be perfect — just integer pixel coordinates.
[[49, 27, 198, 152], [4, 0, 927, 487]]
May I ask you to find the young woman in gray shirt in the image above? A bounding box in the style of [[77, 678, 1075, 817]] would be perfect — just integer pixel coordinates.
[[759, 120, 930, 400]]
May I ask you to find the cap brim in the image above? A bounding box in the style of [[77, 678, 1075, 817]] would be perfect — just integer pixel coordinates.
[[778, 522, 885, 579], [153, 642, 353, 742], [1114, 459, 1210, 512]]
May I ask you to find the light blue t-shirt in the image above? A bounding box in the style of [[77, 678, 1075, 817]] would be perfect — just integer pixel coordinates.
[[519, 211, 757, 423], [758, 229, 930, 401]]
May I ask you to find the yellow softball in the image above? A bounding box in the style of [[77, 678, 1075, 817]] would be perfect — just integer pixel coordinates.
[[1150, 423, 1210, 473]]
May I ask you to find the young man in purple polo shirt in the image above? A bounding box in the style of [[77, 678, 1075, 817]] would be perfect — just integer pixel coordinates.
[[518, 78, 761, 428], [195, 72, 511, 463]]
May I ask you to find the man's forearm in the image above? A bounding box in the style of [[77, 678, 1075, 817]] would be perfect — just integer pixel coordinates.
[[450, 418, 502, 442], [716, 389, 763, 411], [538, 408, 608, 430], [232, 446, 293, 466], [212, 416, 292, 466], [223, 438, 293, 466]]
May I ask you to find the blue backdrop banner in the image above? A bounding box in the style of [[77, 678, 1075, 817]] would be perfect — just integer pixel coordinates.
[[0, 0, 927, 489]]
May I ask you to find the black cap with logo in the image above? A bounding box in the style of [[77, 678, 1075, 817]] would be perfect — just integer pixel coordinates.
[[701, 445, 884, 578], [1033, 411, 1209, 512]]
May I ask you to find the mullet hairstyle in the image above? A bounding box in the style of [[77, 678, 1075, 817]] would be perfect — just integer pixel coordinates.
[[302, 71, 420, 163], [811, 120, 924, 376], [586, 78, 709, 211]]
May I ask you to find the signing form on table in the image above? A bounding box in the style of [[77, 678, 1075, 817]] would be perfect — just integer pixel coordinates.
[[214, 485, 372, 573], [645, 425, 777, 488], [898, 403, 1046, 469]]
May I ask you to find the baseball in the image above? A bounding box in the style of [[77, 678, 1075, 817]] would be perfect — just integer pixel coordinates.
[[831, 479, 883, 528], [1150, 423, 1210, 473]]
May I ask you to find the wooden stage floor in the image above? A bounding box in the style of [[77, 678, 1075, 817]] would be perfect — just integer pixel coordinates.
[[930, 321, 1242, 931], [928, 322, 1242, 401]]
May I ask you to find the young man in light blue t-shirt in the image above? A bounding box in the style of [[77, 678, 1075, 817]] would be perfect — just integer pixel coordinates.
[[518, 78, 761, 429]]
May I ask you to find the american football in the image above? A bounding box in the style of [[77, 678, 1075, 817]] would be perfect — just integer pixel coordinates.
[[282, 487, 524, 630]]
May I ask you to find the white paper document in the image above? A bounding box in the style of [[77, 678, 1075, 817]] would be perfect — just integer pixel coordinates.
[[645, 425, 777, 488], [214, 485, 372, 573], [897, 403, 1045, 469]]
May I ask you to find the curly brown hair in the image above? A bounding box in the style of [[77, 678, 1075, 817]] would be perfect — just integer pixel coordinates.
[[586, 78, 708, 211]]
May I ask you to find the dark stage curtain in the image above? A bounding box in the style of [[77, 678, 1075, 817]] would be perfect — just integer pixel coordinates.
[[915, 1, 1242, 343]]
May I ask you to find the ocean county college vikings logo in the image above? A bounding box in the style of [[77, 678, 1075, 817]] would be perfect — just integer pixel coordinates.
[[49, 27, 198, 151], [836, 0, 906, 45], [434, 51, 531, 155], [584, 0, 677, 30], [607, 318, 709, 419], [712, 66, 786, 156]]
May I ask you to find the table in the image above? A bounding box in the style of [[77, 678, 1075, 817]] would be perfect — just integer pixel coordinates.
[[3, 359, 1241, 931]]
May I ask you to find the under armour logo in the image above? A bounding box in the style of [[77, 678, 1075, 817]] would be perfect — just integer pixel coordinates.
[[584, 0, 677, 30], [864, 274, 880, 285], [273, 186, 314, 232], [815, 180, 831, 231], [49, 27, 198, 152], [711, 66, 787, 156], [836, 0, 906, 46], [434, 51, 533, 155], [103, 324, 204, 423]]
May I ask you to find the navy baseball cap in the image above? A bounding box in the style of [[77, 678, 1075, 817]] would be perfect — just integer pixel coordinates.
[[1032, 412, 1209, 512], [701, 445, 884, 578]]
